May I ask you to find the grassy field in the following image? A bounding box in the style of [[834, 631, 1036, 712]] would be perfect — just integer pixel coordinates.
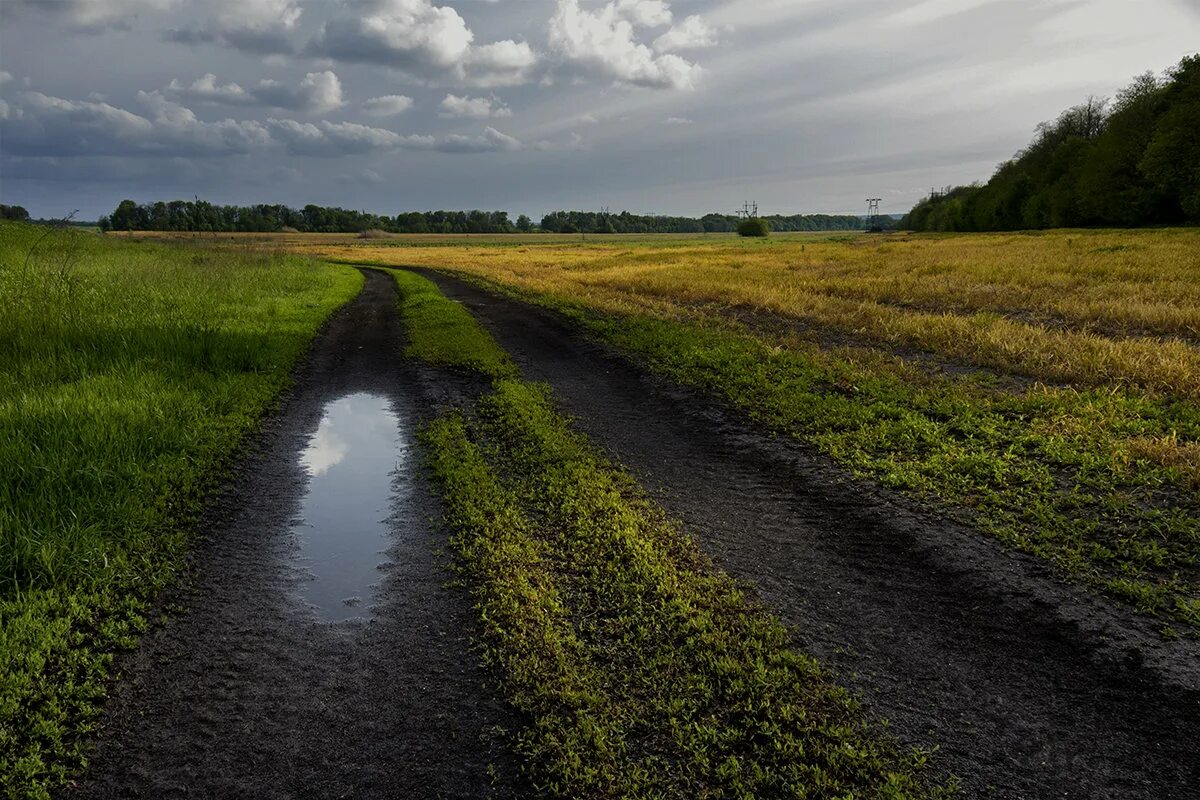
[[391, 269, 948, 798], [0, 223, 360, 796], [265, 229, 1200, 631]]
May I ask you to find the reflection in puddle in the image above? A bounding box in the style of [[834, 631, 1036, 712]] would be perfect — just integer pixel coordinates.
[[292, 392, 405, 622]]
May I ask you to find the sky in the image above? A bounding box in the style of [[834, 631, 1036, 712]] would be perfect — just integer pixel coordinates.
[[1, 0, 1197, 220]]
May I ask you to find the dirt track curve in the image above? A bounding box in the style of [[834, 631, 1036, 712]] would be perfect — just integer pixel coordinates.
[[69, 270, 517, 799], [415, 268, 1200, 800]]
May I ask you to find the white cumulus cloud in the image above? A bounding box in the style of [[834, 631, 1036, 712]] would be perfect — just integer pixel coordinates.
[[439, 94, 512, 119], [653, 15, 718, 53], [166, 72, 344, 114], [307, 0, 474, 72], [460, 39, 539, 87], [306, 0, 539, 86], [547, 0, 705, 90], [362, 95, 415, 116], [614, 0, 673, 28], [167, 0, 302, 55], [437, 126, 523, 153]]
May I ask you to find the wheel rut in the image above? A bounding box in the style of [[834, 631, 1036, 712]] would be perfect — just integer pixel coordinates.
[[68, 269, 518, 799], [414, 268, 1200, 800]]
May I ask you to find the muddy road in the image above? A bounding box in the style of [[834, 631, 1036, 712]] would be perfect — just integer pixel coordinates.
[[415, 269, 1200, 800], [69, 270, 515, 799]]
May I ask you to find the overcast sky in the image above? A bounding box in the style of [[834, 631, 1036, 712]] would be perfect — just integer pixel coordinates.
[[1, 0, 1197, 219]]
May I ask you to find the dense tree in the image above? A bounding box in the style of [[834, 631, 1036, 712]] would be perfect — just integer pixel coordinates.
[[902, 55, 1200, 231], [737, 218, 771, 237], [0, 205, 31, 221]]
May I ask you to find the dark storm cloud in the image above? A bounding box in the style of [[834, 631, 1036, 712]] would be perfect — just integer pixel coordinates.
[[1, 0, 1197, 218]]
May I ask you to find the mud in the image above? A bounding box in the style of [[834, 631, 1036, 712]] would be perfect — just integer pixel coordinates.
[[415, 268, 1200, 800], [67, 270, 518, 799]]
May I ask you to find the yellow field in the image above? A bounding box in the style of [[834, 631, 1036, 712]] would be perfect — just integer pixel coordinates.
[[199, 228, 1197, 390]]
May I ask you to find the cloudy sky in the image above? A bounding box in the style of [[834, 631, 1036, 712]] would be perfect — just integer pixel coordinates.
[[1, 0, 1197, 220]]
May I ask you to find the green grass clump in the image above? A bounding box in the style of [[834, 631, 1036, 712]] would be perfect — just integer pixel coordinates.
[[737, 217, 771, 237], [424, 380, 947, 798], [0, 222, 361, 797], [388, 269, 517, 378]]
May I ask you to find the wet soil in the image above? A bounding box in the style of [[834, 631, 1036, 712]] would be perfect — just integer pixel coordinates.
[[67, 270, 517, 799], [415, 268, 1200, 800]]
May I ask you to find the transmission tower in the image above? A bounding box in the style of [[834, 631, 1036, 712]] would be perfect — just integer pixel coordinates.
[[736, 201, 759, 219], [865, 198, 882, 231]]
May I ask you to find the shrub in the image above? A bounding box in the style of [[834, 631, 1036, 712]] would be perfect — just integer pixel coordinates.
[[737, 217, 770, 237]]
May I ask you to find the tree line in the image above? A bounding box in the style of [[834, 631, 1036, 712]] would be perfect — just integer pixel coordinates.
[[903, 55, 1200, 231], [100, 200, 534, 234], [538, 210, 865, 234], [92, 199, 866, 235]]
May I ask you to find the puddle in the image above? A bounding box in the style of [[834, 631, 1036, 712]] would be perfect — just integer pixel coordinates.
[[291, 392, 406, 622]]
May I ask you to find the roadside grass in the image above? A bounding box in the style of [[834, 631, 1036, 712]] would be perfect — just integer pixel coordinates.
[[0, 222, 361, 797], [297, 231, 1200, 632], [389, 269, 516, 378], [392, 268, 950, 798]]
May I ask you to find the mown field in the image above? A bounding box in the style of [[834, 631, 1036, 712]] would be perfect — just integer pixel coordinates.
[[0, 222, 361, 796], [270, 228, 1200, 632]]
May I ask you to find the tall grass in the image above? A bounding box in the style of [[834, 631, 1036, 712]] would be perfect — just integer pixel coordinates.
[[0, 222, 360, 796]]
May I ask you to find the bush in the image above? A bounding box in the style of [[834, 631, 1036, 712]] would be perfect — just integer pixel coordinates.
[[737, 217, 770, 237]]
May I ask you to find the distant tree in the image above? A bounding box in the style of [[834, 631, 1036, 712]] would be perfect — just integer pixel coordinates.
[[737, 218, 770, 237], [110, 199, 141, 231], [0, 204, 31, 221], [97, 216, 111, 233], [516, 214, 534, 232]]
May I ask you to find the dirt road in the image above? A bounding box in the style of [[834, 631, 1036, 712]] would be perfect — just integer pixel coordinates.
[[415, 268, 1200, 800], [70, 270, 516, 799]]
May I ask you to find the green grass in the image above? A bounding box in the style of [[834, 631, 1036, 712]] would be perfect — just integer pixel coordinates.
[[388, 269, 517, 378], [424, 384, 947, 799], [391, 269, 948, 797], [428, 272, 1200, 633], [0, 222, 361, 797]]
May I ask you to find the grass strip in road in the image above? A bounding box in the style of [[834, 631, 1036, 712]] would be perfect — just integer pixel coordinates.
[[390, 269, 948, 797], [423, 381, 948, 799], [0, 223, 361, 798], [389, 268, 517, 379]]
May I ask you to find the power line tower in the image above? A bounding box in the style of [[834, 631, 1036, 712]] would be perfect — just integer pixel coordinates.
[[736, 201, 759, 219], [865, 198, 882, 232]]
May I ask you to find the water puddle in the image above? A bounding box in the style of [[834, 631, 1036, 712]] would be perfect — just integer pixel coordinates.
[[291, 392, 406, 622]]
